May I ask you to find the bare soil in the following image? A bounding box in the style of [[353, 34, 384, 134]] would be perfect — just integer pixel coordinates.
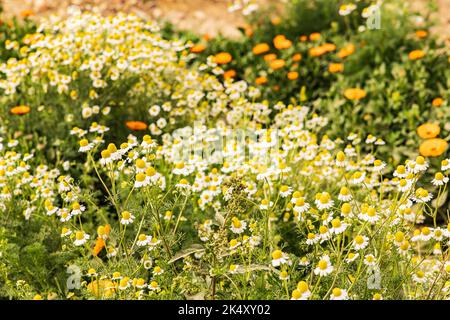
[[1, 0, 449, 38]]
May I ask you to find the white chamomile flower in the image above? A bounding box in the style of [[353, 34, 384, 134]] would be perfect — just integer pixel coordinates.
[[345, 252, 359, 263], [291, 281, 311, 300], [353, 235, 369, 250], [393, 165, 407, 178], [338, 186, 352, 201], [372, 159, 386, 172], [136, 234, 151, 246], [365, 134, 376, 144], [441, 159, 450, 171], [230, 217, 247, 234], [74, 231, 90, 246], [330, 288, 349, 300], [363, 254, 377, 266], [78, 139, 94, 152], [315, 192, 334, 210], [314, 255, 334, 276], [70, 202, 85, 216], [330, 218, 348, 234], [260, 199, 273, 210], [413, 188, 433, 203], [279, 185, 293, 198], [271, 250, 290, 267], [351, 171, 366, 185], [432, 172, 448, 186], [120, 211, 135, 225]]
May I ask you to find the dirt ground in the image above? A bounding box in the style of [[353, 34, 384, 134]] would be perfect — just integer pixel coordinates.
[[1, 0, 449, 38]]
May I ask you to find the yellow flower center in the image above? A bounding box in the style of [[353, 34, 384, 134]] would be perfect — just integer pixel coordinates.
[[136, 159, 146, 169], [75, 231, 84, 240], [122, 211, 131, 220], [146, 167, 156, 176], [336, 151, 345, 162], [272, 250, 283, 260], [136, 173, 146, 182], [355, 235, 364, 245], [297, 281, 308, 293], [318, 259, 328, 270], [79, 139, 89, 147], [332, 288, 342, 297], [331, 219, 341, 228]]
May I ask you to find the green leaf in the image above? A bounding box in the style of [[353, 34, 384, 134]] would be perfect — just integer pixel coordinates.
[[168, 244, 205, 264]]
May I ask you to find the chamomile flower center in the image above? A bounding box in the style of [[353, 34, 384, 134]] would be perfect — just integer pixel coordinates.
[[272, 250, 283, 260]]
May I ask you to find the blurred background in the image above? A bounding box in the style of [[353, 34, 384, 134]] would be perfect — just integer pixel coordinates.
[[0, 0, 448, 38]]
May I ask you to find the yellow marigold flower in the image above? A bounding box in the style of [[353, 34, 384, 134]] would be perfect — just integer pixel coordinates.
[[292, 53, 302, 62], [309, 46, 327, 57], [252, 43, 270, 55], [337, 44, 355, 58], [190, 43, 206, 53], [328, 63, 344, 73], [269, 59, 286, 70], [415, 30, 428, 38], [223, 69, 237, 79], [287, 71, 299, 80], [255, 76, 268, 85], [408, 49, 425, 60], [10, 105, 30, 115], [309, 32, 321, 41], [432, 97, 444, 107], [273, 35, 292, 50], [214, 52, 232, 64], [125, 121, 147, 131], [344, 88, 366, 100], [419, 138, 448, 157], [417, 123, 440, 139]]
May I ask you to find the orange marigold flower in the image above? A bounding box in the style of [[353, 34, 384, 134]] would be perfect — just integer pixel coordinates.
[[97, 224, 111, 237], [328, 63, 344, 73], [255, 76, 268, 85], [415, 30, 428, 39], [93, 238, 106, 256], [190, 44, 206, 53], [344, 88, 366, 100], [337, 44, 355, 59], [417, 123, 440, 139], [419, 138, 448, 157], [20, 9, 35, 18], [125, 121, 148, 131], [287, 71, 299, 80], [10, 105, 30, 115], [309, 33, 321, 41], [408, 50, 425, 60], [309, 46, 327, 57], [432, 97, 444, 107], [214, 52, 232, 64], [273, 85, 281, 91], [269, 59, 286, 70], [264, 53, 277, 62], [292, 53, 302, 62], [223, 69, 237, 79], [323, 43, 337, 52], [273, 35, 292, 50], [299, 35, 308, 42], [252, 43, 270, 55], [271, 17, 282, 25]]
